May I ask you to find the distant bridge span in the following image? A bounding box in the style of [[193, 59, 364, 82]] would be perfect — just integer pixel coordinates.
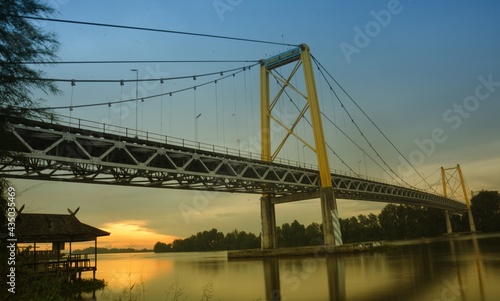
[[0, 117, 465, 213]]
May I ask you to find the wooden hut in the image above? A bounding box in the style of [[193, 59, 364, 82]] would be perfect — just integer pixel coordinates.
[[15, 208, 110, 280]]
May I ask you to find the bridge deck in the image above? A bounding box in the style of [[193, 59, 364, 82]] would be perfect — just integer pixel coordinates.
[[0, 117, 466, 212]]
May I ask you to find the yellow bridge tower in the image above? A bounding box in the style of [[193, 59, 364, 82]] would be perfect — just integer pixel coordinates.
[[441, 164, 476, 233], [260, 44, 342, 249]]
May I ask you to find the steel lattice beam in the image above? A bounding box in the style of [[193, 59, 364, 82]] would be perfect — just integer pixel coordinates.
[[0, 118, 466, 212]]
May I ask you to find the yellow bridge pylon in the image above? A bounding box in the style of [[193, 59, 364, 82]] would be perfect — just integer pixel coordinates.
[[441, 164, 476, 233], [259, 44, 342, 249]]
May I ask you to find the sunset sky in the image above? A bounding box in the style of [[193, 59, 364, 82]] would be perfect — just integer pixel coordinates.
[[9, 0, 500, 249]]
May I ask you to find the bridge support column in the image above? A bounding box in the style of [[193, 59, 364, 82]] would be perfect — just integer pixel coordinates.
[[261, 195, 277, 249], [320, 187, 343, 246], [445, 210, 453, 234], [467, 209, 476, 233]]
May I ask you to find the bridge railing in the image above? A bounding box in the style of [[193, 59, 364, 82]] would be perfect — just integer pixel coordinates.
[[40, 114, 440, 195], [51, 114, 319, 168]]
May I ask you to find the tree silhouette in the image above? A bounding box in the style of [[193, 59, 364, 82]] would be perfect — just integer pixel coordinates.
[[154, 194, 500, 253], [1, 0, 60, 226], [471, 191, 500, 232]]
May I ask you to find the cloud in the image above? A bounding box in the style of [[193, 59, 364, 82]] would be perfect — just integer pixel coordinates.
[[100, 219, 178, 249]]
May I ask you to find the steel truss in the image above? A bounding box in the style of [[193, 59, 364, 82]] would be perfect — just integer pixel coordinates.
[[0, 119, 465, 212]]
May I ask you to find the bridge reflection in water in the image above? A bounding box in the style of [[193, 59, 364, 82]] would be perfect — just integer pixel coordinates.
[[261, 256, 345, 301], [257, 235, 489, 301]]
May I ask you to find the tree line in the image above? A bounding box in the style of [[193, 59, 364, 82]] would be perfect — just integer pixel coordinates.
[[154, 229, 261, 252], [73, 247, 151, 254], [154, 190, 500, 252]]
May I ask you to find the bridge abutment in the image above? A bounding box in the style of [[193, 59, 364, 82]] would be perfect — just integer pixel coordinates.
[[320, 187, 343, 246], [261, 195, 277, 249]]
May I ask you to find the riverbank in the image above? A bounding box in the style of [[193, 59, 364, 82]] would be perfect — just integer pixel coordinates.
[[228, 232, 500, 259], [227, 241, 385, 259]]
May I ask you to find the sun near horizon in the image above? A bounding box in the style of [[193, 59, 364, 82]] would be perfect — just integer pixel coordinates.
[[95, 220, 178, 250]]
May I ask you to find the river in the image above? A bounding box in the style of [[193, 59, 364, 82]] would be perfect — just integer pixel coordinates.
[[91, 233, 500, 300]]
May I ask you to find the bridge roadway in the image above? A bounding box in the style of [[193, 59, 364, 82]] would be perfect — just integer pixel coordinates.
[[0, 117, 465, 212]]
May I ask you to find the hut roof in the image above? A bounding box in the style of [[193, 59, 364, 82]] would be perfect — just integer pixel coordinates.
[[15, 213, 110, 243]]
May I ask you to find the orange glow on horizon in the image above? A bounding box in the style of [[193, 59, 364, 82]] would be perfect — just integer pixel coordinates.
[[98, 220, 177, 250]]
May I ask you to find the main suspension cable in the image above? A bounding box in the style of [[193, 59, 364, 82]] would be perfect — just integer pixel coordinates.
[[14, 15, 299, 47], [12, 64, 258, 111]]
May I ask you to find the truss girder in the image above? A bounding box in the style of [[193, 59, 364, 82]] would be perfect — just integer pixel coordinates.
[[1, 122, 318, 195], [331, 177, 464, 211], [0, 120, 466, 212]]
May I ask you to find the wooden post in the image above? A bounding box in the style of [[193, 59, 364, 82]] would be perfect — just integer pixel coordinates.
[[94, 238, 97, 280], [33, 242, 37, 272]]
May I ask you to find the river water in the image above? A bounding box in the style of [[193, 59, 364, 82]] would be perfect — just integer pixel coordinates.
[[92, 233, 500, 300]]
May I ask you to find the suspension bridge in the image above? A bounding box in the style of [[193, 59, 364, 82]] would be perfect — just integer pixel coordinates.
[[1, 44, 470, 250]]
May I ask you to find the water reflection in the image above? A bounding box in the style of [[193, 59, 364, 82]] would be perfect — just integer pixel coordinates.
[[262, 256, 346, 301], [260, 235, 494, 301], [263, 259, 281, 301], [326, 256, 346, 301], [92, 234, 499, 300]]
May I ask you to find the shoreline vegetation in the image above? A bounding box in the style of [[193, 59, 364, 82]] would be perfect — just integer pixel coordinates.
[[72, 247, 152, 254], [154, 192, 500, 253]]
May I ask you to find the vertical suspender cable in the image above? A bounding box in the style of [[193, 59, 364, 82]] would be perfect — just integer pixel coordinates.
[[169, 92, 172, 136], [119, 80, 124, 134], [69, 80, 75, 128], [248, 68, 255, 130], [141, 97, 144, 131], [160, 79, 164, 135], [194, 77, 197, 142], [107, 103, 111, 126], [215, 80, 219, 144], [233, 73, 239, 149], [221, 75, 226, 147], [243, 68, 250, 140]]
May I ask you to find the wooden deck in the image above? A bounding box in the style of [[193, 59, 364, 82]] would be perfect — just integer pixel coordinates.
[[21, 252, 97, 278]]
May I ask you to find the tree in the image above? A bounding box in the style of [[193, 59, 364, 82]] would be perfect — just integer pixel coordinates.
[[0, 178, 8, 228], [340, 217, 362, 243], [419, 207, 447, 236], [378, 204, 402, 240], [358, 213, 383, 241], [1, 3, 60, 297], [305, 222, 322, 245], [221, 229, 239, 250], [0, 0, 60, 114], [1, 0, 60, 219], [236, 231, 259, 249], [153, 241, 172, 253], [471, 190, 500, 232], [289, 220, 307, 246]]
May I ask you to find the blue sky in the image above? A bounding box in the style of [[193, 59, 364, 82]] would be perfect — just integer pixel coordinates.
[[11, 0, 500, 248]]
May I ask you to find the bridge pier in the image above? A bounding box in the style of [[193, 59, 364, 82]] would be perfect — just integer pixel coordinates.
[[320, 187, 343, 246], [261, 195, 277, 249], [467, 208, 477, 232], [445, 210, 453, 234]]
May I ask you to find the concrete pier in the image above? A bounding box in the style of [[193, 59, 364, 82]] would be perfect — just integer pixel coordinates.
[[320, 187, 342, 246], [260, 195, 277, 249], [445, 210, 453, 234]]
